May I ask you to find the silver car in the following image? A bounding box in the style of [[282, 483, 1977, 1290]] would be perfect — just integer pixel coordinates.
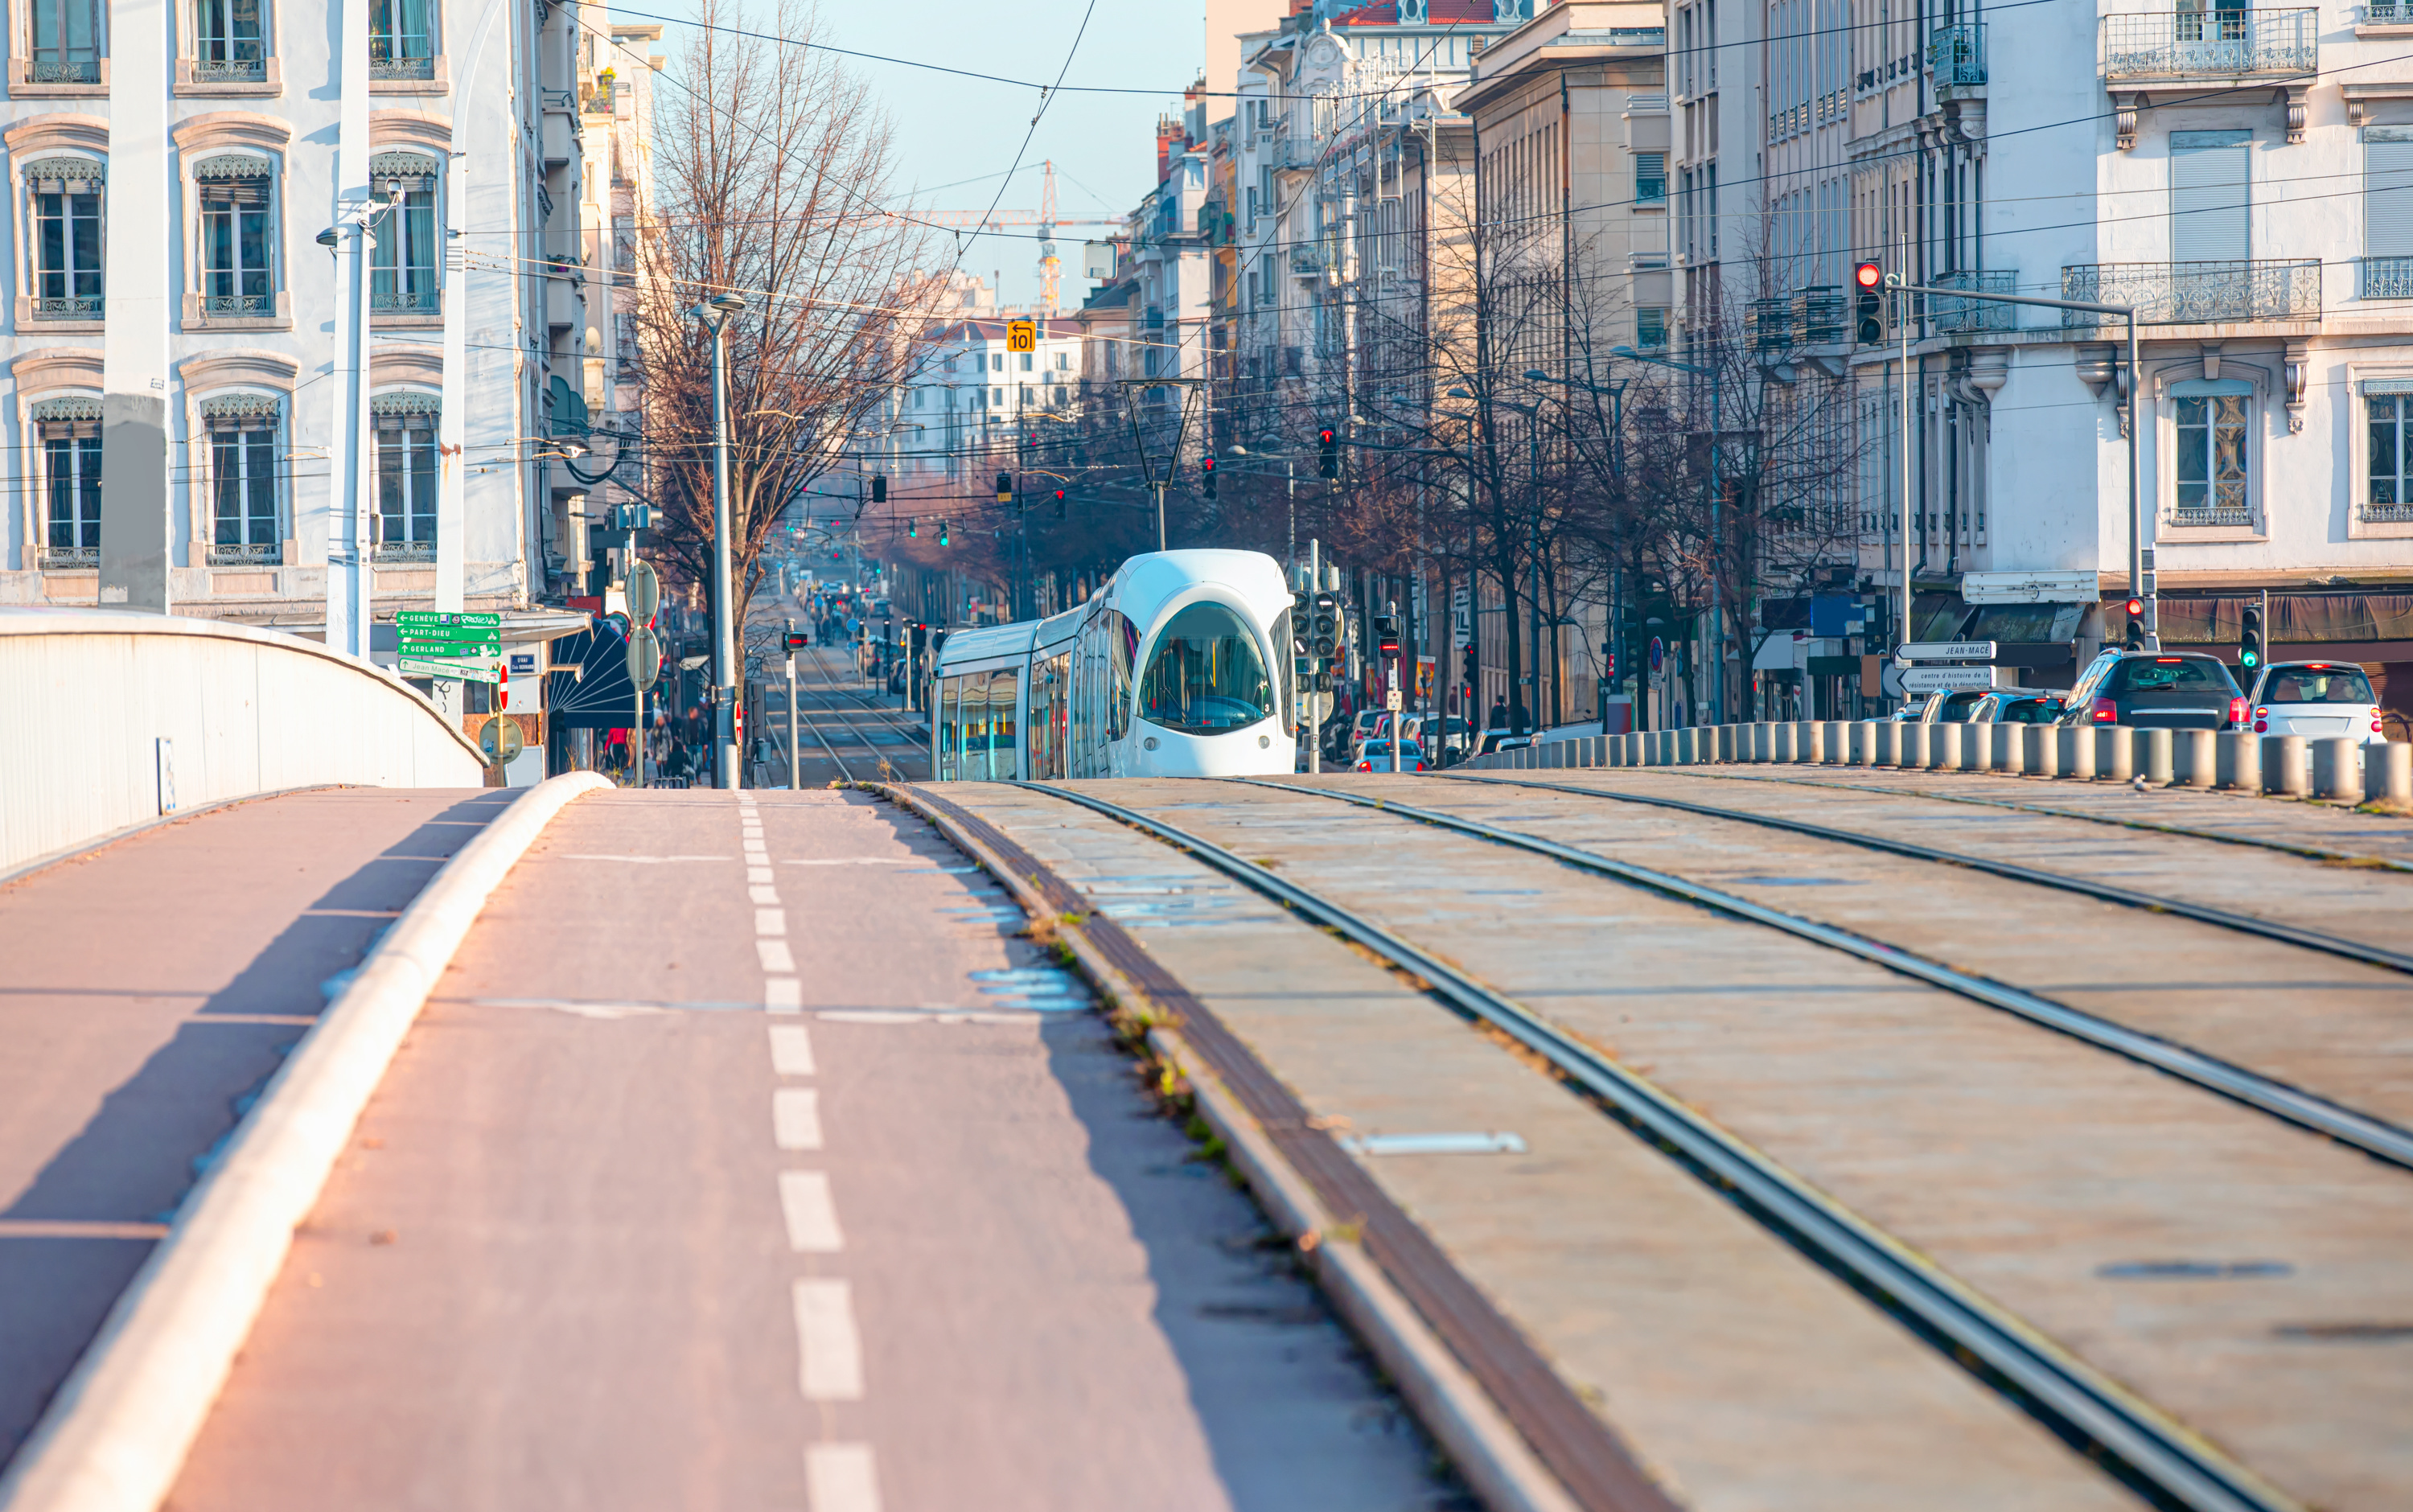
[[2245, 662, 2386, 746]]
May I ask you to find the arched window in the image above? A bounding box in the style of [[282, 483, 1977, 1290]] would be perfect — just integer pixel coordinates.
[[195, 154, 274, 315], [369, 151, 439, 314], [33, 395, 101, 568], [372, 391, 439, 561], [26, 158, 103, 320], [203, 392, 281, 564]]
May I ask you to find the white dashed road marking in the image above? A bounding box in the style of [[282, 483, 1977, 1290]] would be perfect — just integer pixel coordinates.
[[779, 1171, 845, 1253], [773, 1087, 824, 1150], [804, 1443, 882, 1512], [764, 977, 803, 1013], [757, 939, 797, 973], [791, 1279, 865, 1400], [768, 1023, 815, 1074], [756, 908, 788, 936]]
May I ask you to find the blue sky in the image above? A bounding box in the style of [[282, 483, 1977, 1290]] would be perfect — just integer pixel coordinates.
[[816, 1, 1203, 309]]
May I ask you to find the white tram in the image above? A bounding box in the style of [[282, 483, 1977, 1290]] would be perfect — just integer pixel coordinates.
[[929, 549, 1297, 780]]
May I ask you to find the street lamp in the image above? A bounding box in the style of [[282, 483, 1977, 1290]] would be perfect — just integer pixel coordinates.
[[319, 190, 404, 662], [690, 290, 747, 789], [1613, 344, 1726, 728]]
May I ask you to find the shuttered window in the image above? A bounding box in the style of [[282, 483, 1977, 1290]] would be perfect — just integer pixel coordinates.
[[2369, 129, 2413, 257], [2171, 129, 2251, 263]]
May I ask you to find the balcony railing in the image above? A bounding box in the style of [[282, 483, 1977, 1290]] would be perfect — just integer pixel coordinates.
[[1928, 23, 1987, 85], [32, 295, 102, 320], [1793, 285, 1846, 343], [2102, 9, 2316, 80], [369, 49, 435, 80], [28, 59, 101, 83], [372, 288, 442, 314], [2061, 259, 2320, 323], [208, 541, 282, 566], [2366, 0, 2413, 21], [372, 539, 436, 565], [191, 55, 267, 82], [39, 544, 97, 569], [201, 292, 273, 317], [1930, 269, 2016, 331], [2363, 257, 2413, 298], [1748, 296, 1792, 351], [2168, 501, 2257, 528], [2363, 499, 2413, 522]]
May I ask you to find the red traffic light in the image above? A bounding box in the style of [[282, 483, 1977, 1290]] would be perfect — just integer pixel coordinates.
[[1854, 261, 1884, 290], [1317, 427, 1336, 445], [2124, 597, 2145, 617], [1202, 455, 1216, 473]]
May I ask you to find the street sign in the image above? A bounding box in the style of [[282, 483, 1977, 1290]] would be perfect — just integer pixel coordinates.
[[1895, 639, 1997, 663], [1900, 664, 2000, 693], [479, 715, 525, 766], [627, 626, 663, 690], [399, 655, 502, 684], [399, 635, 501, 658], [627, 560, 660, 624], [1386, 688, 1402, 712], [1647, 635, 1664, 673], [1006, 318, 1037, 353], [397, 611, 500, 631]]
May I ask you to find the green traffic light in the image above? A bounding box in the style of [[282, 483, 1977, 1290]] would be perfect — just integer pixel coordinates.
[[2242, 649, 2259, 668]]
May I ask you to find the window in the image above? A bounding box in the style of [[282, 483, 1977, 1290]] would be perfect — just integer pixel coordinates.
[[1634, 151, 1667, 207], [193, 0, 265, 81], [30, 0, 101, 82], [34, 396, 100, 567], [2171, 380, 2251, 527], [1137, 601, 1273, 734], [204, 393, 280, 564], [372, 392, 438, 561], [369, 0, 434, 78], [2171, 129, 2250, 264], [2367, 386, 2413, 521], [27, 158, 102, 319], [1054, 351, 1069, 369], [1053, 385, 1067, 406], [1019, 384, 1034, 404], [990, 386, 1003, 405], [369, 152, 438, 314], [197, 154, 273, 315], [1019, 351, 1033, 371], [2367, 129, 2413, 298], [1636, 306, 1669, 348], [990, 352, 1003, 371]]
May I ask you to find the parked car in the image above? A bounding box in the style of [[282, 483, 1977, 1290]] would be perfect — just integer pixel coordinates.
[[1353, 748, 1430, 773], [2058, 651, 2247, 730], [2244, 661, 2387, 745], [1909, 688, 1992, 723], [1968, 691, 2066, 725], [1474, 729, 1532, 756]]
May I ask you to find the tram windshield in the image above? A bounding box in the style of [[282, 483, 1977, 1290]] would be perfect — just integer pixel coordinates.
[[1137, 601, 1274, 735]]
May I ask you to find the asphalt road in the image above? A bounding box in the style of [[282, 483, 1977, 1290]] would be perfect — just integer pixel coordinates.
[[170, 788, 1454, 1512]]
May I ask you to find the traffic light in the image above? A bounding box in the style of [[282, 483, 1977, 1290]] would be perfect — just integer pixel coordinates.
[[1375, 615, 1400, 659], [1602, 642, 1618, 681], [2239, 600, 2265, 672], [995, 471, 1013, 504], [1318, 425, 1339, 479], [870, 474, 887, 503], [939, 522, 950, 546], [2123, 595, 2148, 650], [1854, 261, 1885, 345], [906, 517, 917, 538], [1053, 487, 1067, 520], [1202, 454, 1218, 499], [783, 627, 811, 652]]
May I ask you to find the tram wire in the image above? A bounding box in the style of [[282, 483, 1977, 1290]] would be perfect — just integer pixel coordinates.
[[1009, 779, 2299, 1512]]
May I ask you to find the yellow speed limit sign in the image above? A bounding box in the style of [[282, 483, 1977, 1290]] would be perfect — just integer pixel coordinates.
[[1006, 318, 1037, 353]]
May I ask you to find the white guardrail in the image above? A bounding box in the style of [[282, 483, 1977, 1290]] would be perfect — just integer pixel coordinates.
[[0, 608, 487, 875]]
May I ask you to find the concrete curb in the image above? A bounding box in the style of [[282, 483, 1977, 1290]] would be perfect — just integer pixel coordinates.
[[0, 770, 612, 1512], [871, 781, 1583, 1512]]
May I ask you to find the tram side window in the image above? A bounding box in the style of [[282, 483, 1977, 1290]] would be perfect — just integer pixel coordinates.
[[937, 675, 962, 780], [1268, 606, 1294, 730], [987, 668, 1021, 779], [1106, 610, 1136, 741]]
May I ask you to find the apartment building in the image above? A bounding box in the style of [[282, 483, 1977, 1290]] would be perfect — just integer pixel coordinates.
[[902, 316, 1083, 482], [0, 0, 609, 649]]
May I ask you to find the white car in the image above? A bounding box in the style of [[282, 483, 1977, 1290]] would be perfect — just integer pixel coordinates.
[[2245, 661, 2387, 747]]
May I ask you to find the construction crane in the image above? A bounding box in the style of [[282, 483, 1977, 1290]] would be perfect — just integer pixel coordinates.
[[923, 162, 1121, 315]]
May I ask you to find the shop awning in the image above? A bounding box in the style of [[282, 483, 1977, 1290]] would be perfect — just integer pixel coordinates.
[[546, 622, 642, 729]]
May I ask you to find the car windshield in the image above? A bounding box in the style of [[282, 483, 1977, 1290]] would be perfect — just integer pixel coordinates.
[[1940, 692, 1986, 720], [2000, 697, 2064, 724], [1137, 602, 1275, 734], [2110, 657, 2235, 695], [2264, 666, 2374, 704]]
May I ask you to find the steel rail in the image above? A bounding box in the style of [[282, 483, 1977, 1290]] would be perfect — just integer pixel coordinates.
[[1449, 772, 2413, 976], [786, 646, 894, 783], [1595, 763, 2413, 875], [1234, 778, 2413, 1175], [1019, 779, 2297, 1512]]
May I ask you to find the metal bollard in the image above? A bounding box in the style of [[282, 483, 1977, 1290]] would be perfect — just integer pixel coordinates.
[[1841, 721, 1869, 766], [1932, 722, 1964, 772], [1672, 728, 1695, 764], [2312, 738, 2361, 802], [1874, 722, 1904, 767], [2026, 723, 2060, 778], [2101, 726, 2133, 783], [2367, 742, 2412, 805], [1770, 723, 1796, 762], [1901, 721, 1931, 770], [2140, 728, 2173, 787], [1821, 721, 1848, 764], [2172, 729, 2213, 788], [1991, 722, 2021, 774], [1797, 721, 1826, 762], [1755, 722, 1776, 762], [2215, 730, 2259, 791], [2263, 734, 2308, 795]]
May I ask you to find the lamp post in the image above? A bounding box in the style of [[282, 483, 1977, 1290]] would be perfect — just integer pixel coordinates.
[[1613, 344, 1724, 726], [317, 190, 402, 663], [691, 290, 746, 789]]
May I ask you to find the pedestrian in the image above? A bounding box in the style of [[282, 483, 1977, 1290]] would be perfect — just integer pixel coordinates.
[[1486, 695, 1509, 730]]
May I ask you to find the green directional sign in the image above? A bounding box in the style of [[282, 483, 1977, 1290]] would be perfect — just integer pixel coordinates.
[[399, 655, 502, 684], [397, 611, 502, 631], [399, 635, 502, 658]]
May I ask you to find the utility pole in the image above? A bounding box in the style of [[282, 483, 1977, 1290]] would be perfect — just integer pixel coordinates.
[[693, 290, 746, 788]]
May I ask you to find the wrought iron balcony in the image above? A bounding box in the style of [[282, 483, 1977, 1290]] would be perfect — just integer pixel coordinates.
[[201, 292, 273, 317], [1748, 297, 1793, 351], [2366, 0, 2413, 21], [2362, 257, 2413, 298], [1793, 286, 1846, 343], [372, 539, 437, 565], [1928, 23, 1987, 86], [28, 59, 101, 84], [2101, 9, 2315, 80], [2060, 259, 2320, 324], [191, 55, 267, 82], [32, 295, 103, 319], [2168, 500, 2256, 528], [373, 288, 442, 314], [39, 544, 97, 569], [369, 48, 435, 80], [2364, 499, 2413, 523], [208, 541, 282, 566], [1930, 269, 2016, 332]]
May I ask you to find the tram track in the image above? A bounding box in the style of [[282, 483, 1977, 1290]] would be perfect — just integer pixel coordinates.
[[781, 646, 911, 783], [1011, 778, 2300, 1512], [1236, 776, 2413, 1173]]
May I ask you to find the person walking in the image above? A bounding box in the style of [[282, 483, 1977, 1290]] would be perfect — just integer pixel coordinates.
[[1486, 695, 1510, 730]]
